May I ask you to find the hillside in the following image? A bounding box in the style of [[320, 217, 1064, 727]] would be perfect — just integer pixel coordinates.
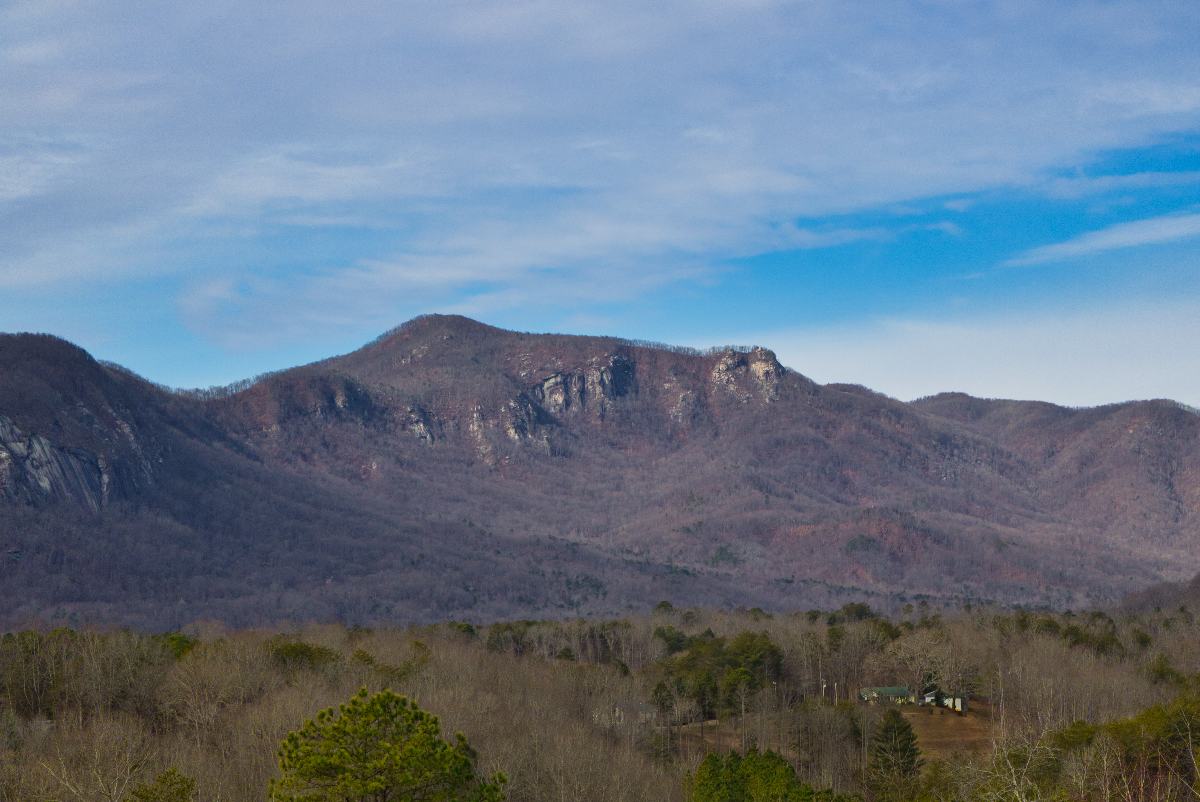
[[2, 315, 1199, 628]]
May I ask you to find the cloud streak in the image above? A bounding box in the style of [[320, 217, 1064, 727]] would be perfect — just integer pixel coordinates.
[[1009, 212, 1200, 265], [1, 1, 1200, 358], [1038, 170, 1200, 200]]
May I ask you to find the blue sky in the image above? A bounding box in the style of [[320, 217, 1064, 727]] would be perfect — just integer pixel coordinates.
[[2, 1, 1200, 405]]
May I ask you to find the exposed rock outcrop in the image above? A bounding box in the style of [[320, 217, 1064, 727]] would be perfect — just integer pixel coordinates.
[[468, 405, 493, 462], [501, 395, 552, 445], [535, 372, 586, 415], [0, 415, 108, 511], [401, 405, 437, 444], [531, 354, 637, 419], [710, 347, 785, 402], [747, 347, 785, 400], [669, 387, 703, 426]]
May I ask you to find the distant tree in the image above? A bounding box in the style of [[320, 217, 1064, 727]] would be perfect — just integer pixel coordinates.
[[738, 750, 807, 801], [127, 768, 196, 802], [689, 748, 855, 802], [152, 632, 198, 660], [657, 629, 783, 720], [722, 666, 754, 709], [726, 632, 784, 682], [268, 688, 506, 802], [652, 680, 676, 717], [839, 603, 875, 622], [268, 638, 342, 673], [722, 666, 755, 750], [654, 625, 691, 655], [867, 710, 922, 801], [691, 752, 748, 802]]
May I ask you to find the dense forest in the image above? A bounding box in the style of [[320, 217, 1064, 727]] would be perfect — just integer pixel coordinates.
[[2, 597, 1199, 801]]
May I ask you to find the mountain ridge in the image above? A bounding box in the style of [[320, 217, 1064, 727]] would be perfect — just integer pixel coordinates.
[[2, 314, 1198, 628]]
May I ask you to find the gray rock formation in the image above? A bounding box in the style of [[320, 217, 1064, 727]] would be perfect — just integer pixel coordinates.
[[0, 415, 107, 511]]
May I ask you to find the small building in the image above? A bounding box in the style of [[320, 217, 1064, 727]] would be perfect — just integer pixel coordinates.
[[942, 694, 968, 713], [859, 686, 913, 704], [920, 689, 968, 713]]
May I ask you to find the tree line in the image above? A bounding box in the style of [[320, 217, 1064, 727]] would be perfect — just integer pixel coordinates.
[[1, 599, 1199, 800]]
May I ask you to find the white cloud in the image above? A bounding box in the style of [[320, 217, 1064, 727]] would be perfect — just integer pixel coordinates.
[[1008, 212, 1200, 265], [0, 151, 77, 204], [1087, 80, 1200, 118], [1038, 170, 1200, 200], [742, 300, 1200, 408], [1, 1, 1200, 342]]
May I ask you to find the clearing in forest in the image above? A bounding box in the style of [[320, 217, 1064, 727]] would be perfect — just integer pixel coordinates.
[[900, 701, 995, 758]]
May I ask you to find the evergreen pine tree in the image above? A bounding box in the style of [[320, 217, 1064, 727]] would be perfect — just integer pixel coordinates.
[[689, 748, 857, 802], [127, 769, 196, 802], [268, 688, 506, 802], [867, 709, 923, 801]]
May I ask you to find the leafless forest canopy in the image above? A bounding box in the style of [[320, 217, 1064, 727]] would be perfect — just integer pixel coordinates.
[[3, 594, 1200, 801]]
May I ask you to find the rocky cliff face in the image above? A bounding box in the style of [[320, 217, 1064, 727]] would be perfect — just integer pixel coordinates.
[[2, 314, 1199, 628], [530, 353, 637, 418], [0, 335, 166, 512], [0, 415, 110, 510], [710, 347, 787, 402]]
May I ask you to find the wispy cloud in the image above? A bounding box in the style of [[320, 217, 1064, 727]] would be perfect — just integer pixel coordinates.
[[2, 1, 1200, 360], [0, 151, 75, 204], [1038, 170, 1200, 200], [1008, 212, 1200, 265]]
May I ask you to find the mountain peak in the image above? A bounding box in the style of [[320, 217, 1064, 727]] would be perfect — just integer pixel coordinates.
[[0, 332, 99, 370], [377, 314, 506, 343]]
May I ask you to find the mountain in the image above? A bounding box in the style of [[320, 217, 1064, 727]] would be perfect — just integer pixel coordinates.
[[1122, 572, 1200, 614], [2, 314, 1199, 628]]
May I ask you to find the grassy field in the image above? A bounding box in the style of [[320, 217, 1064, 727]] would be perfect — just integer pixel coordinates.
[[900, 701, 995, 758], [674, 700, 996, 763]]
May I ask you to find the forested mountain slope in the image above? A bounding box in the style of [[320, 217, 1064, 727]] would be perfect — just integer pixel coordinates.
[[3, 315, 1198, 627]]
